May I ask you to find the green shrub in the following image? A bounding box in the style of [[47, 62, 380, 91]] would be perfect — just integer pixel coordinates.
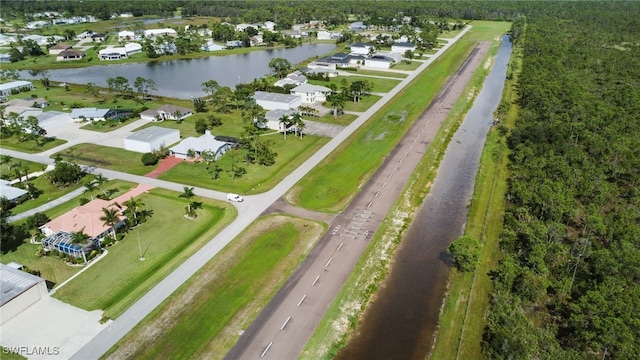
[[141, 152, 158, 166]]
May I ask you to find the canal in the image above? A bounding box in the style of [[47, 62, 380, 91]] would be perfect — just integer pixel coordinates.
[[336, 35, 512, 360], [22, 43, 335, 99]]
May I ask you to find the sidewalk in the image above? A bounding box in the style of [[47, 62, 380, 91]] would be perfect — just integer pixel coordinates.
[[144, 156, 183, 179]]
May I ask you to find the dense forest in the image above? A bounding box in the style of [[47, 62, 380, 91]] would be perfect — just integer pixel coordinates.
[[484, 5, 640, 360]]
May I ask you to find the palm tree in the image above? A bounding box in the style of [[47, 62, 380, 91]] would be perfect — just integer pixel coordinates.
[[100, 207, 121, 240], [328, 93, 346, 119], [279, 115, 290, 139], [84, 181, 97, 200], [179, 186, 195, 214], [123, 196, 145, 226], [69, 229, 90, 263], [95, 174, 108, 197]]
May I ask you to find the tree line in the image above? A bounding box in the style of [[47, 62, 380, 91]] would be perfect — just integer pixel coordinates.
[[483, 4, 640, 359]]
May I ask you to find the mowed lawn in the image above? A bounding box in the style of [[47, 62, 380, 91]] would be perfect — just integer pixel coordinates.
[[53, 143, 154, 175], [292, 39, 480, 212], [132, 109, 248, 139], [106, 215, 326, 360], [0, 136, 66, 153], [343, 95, 381, 112], [53, 188, 237, 319], [342, 69, 408, 78], [309, 76, 400, 93], [159, 134, 329, 194]]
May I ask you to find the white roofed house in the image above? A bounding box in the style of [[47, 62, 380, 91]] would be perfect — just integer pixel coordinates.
[[274, 71, 307, 88], [170, 131, 234, 160], [263, 109, 297, 131], [0, 264, 49, 325], [391, 42, 416, 54], [98, 47, 127, 60], [317, 31, 331, 40], [0, 81, 34, 97], [139, 105, 193, 122], [124, 42, 142, 55], [201, 40, 224, 52], [144, 28, 177, 39], [349, 42, 374, 55], [69, 108, 130, 122], [290, 84, 332, 104], [118, 30, 135, 42], [253, 91, 302, 111], [0, 179, 28, 203], [365, 54, 396, 69]]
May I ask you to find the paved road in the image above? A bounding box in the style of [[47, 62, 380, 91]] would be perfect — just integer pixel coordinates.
[[225, 39, 490, 360], [0, 27, 471, 359]]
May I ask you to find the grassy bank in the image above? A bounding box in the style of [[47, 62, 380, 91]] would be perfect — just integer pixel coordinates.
[[300, 21, 511, 359], [53, 188, 236, 319], [104, 215, 326, 359]]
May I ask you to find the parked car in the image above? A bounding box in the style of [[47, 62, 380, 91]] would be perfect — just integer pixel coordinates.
[[227, 193, 243, 202]]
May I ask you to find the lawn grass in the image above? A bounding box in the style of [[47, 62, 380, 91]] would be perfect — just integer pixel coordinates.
[[53, 143, 155, 176], [341, 69, 408, 78], [132, 109, 248, 139], [313, 113, 358, 126], [391, 60, 421, 71], [342, 95, 381, 112], [159, 134, 329, 194], [291, 38, 479, 213], [53, 188, 237, 319], [301, 21, 512, 359], [104, 215, 326, 360], [308, 76, 400, 93], [0, 136, 66, 153], [0, 159, 47, 180], [9, 172, 93, 215]]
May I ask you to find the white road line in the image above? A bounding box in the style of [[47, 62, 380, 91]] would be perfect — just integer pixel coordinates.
[[260, 341, 273, 358], [312, 275, 320, 286], [297, 295, 306, 307], [280, 316, 291, 330]]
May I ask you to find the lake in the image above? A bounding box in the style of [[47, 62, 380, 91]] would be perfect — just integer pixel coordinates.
[[23, 44, 335, 99]]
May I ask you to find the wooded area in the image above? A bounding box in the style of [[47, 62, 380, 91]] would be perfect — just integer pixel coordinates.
[[484, 5, 640, 359]]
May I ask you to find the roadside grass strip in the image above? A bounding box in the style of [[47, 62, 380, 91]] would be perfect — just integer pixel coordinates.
[[52, 188, 236, 319], [104, 215, 326, 360], [308, 76, 400, 93], [0, 136, 67, 153]]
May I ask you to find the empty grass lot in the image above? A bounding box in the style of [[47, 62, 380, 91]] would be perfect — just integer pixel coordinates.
[[392, 60, 422, 71], [53, 144, 155, 175], [342, 69, 408, 78], [159, 134, 329, 194], [2, 179, 137, 285], [342, 95, 381, 112], [313, 113, 358, 126], [9, 172, 92, 214], [53, 188, 236, 319], [0, 159, 46, 179], [132, 109, 248, 139], [105, 215, 326, 360], [0, 136, 67, 153], [308, 76, 400, 93]]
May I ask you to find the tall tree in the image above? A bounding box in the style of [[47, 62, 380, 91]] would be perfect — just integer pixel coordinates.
[[179, 186, 195, 214], [100, 207, 120, 239]]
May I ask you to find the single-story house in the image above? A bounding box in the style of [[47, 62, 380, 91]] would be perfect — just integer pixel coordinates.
[[139, 105, 193, 121], [76, 31, 94, 39], [118, 30, 135, 42], [70, 108, 129, 122], [225, 40, 243, 48], [98, 43, 141, 60], [290, 84, 332, 104], [124, 126, 180, 153], [263, 109, 297, 131], [391, 42, 416, 54], [170, 131, 233, 160], [0, 54, 11, 63], [308, 20, 325, 29], [253, 91, 302, 111], [376, 51, 403, 62], [317, 31, 331, 40], [274, 71, 307, 87], [350, 21, 368, 32], [40, 199, 126, 242], [0, 81, 34, 97], [312, 52, 364, 68], [201, 40, 224, 52], [90, 33, 106, 42], [350, 42, 374, 55], [301, 67, 339, 77], [154, 42, 177, 55], [144, 28, 177, 39], [263, 21, 276, 31], [0, 179, 29, 203], [250, 35, 264, 46], [56, 49, 85, 61], [0, 264, 49, 325], [48, 43, 72, 55]]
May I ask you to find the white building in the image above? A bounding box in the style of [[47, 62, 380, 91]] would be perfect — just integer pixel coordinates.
[[170, 131, 233, 160], [0, 81, 34, 97], [0, 264, 49, 325], [317, 31, 331, 40], [264, 109, 297, 131], [139, 105, 192, 121], [349, 42, 373, 55], [98, 43, 142, 60], [290, 84, 332, 104], [48, 43, 72, 55], [253, 91, 302, 110], [118, 30, 135, 42], [391, 42, 416, 54], [201, 40, 224, 52], [274, 71, 307, 88], [124, 126, 180, 153], [144, 28, 177, 39]]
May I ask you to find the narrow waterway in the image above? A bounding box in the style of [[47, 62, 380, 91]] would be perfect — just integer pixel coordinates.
[[336, 35, 512, 360]]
